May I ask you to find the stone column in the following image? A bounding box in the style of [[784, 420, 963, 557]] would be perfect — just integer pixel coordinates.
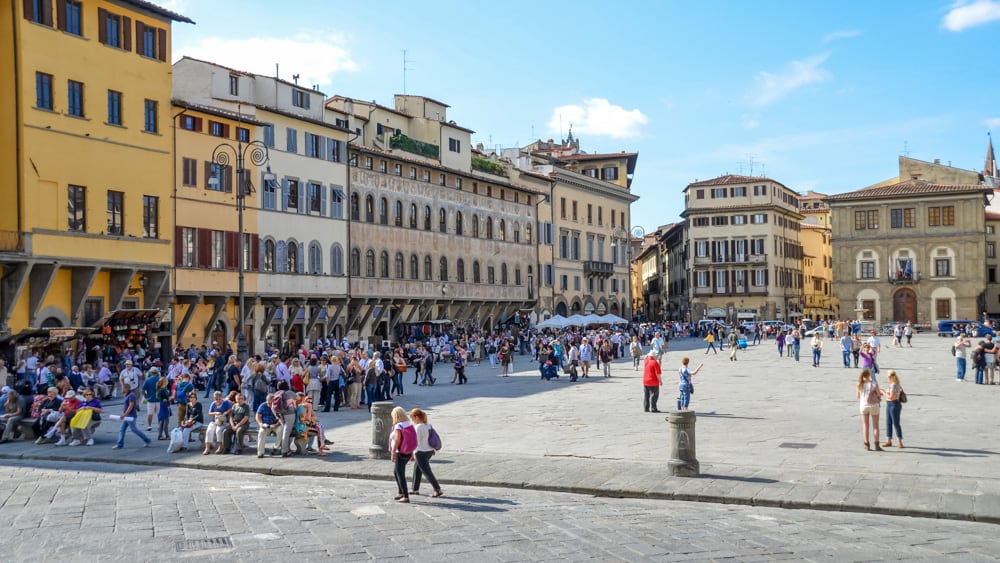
[[667, 410, 699, 476], [368, 401, 394, 459]]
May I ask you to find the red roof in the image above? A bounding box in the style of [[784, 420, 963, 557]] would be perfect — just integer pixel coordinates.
[[825, 180, 992, 202], [687, 174, 789, 191]]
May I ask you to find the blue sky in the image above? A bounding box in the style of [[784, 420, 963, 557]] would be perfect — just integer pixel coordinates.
[[167, 0, 1000, 233]]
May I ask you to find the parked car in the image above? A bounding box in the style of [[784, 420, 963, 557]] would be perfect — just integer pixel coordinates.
[[937, 320, 995, 338]]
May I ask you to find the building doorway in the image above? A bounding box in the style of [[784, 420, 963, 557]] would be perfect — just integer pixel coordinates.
[[892, 288, 917, 324]]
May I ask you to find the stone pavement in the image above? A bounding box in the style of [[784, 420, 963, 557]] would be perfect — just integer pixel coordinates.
[[2, 333, 999, 524], [3, 460, 999, 562]]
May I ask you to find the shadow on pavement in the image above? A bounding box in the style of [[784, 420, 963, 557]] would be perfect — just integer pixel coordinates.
[[699, 473, 779, 484], [899, 447, 999, 457], [695, 411, 766, 420]]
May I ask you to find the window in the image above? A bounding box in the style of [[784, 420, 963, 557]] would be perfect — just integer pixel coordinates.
[[26, 0, 53, 25], [587, 204, 593, 224], [487, 266, 496, 284], [350, 249, 361, 277], [327, 139, 342, 162], [713, 240, 728, 263], [394, 200, 403, 226], [572, 201, 578, 221], [305, 132, 321, 158], [410, 254, 419, 279], [486, 217, 494, 239], [712, 188, 726, 198], [380, 251, 389, 278], [364, 195, 374, 222], [363, 250, 374, 277], [544, 264, 553, 286], [439, 257, 448, 281], [143, 100, 158, 133], [237, 127, 250, 143], [501, 264, 508, 285], [308, 183, 321, 213], [692, 217, 709, 227], [262, 124, 275, 148], [379, 197, 388, 224], [601, 166, 618, 181], [350, 193, 360, 220], [211, 231, 225, 269], [935, 298, 951, 320], [141, 24, 155, 58], [439, 208, 447, 233], [583, 168, 597, 178], [330, 245, 344, 276], [395, 253, 404, 279], [473, 261, 481, 283], [696, 271, 709, 287], [424, 206, 432, 230], [180, 116, 200, 131], [498, 219, 506, 241], [292, 89, 310, 109], [560, 198, 566, 219], [208, 121, 227, 138], [989, 242, 996, 259], [287, 241, 299, 273], [890, 208, 915, 229], [106, 190, 123, 235], [732, 186, 746, 197], [732, 215, 747, 225], [363, 156, 372, 170], [860, 261, 876, 279], [750, 238, 765, 255], [106, 90, 121, 125], [751, 214, 767, 224], [100, 10, 121, 48], [409, 203, 417, 228], [753, 270, 766, 286], [262, 175, 276, 209], [408, 166, 416, 179], [286, 128, 298, 153], [694, 240, 709, 257], [229, 75, 239, 96], [142, 195, 158, 238], [331, 186, 345, 218], [68, 185, 85, 232], [472, 215, 479, 237], [455, 212, 463, 235], [287, 180, 299, 210], [525, 224, 532, 243], [393, 163, 402, 176], [712, 216, 729, 226], [67, 80, 83, 117], [935, 258, 951, 277], [207, 163, 232, 192], [438, 174, 446, 186], [422, 170, 430, 182], [448, 138, 461, 152], [35, 72, 52, 110], [424, 255, 433, 280], [178, 227, 196, 267], [308, 243, 322, 274], [261, 239, 276, 272], [928, 206, 955, 226], [456, 259, 465, 282]]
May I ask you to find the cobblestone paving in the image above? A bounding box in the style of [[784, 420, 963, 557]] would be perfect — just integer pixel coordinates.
[[2, 460, 998, 562]]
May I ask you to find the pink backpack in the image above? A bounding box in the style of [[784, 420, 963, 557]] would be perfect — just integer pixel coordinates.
[[391, 424, 418, 455]]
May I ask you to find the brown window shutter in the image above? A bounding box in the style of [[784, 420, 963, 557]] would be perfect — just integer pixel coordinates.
[[157, 27, 167, 61], [250, 234, 260, 271], [135, 20, 144, 54], [204, 161, 212, 189], [56, 0, 67, 30], [174, 226, 184, 266], [225, 231, 239, 270], [225, 165, 233, 193], [97, 7, 107, 43], [23, 0, 34, 21], [194, 117, 202, 132], [198, 228, 212, 269], [41, 0, 52, 25], [122, 16, 131, 51]]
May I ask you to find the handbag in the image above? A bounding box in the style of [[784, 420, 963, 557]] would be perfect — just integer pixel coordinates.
[[70, 409, 93, 430], [899, 389, 908, 403], [689, 382, 694, 395]]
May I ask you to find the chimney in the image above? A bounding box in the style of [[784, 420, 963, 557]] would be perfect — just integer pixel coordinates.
[[934, 159, 941, 165]]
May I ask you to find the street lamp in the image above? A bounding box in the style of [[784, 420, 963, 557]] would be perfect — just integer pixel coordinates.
[[211, 139, 274, 362], [612, 225, 644, 321]]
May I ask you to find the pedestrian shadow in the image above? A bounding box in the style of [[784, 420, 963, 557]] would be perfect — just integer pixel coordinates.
[[695, 411, 765, 420], [897, 447, 998, 458], [322, 452, 367, 462], [420, 495, 517, 512], [698, 473, 779, 483]]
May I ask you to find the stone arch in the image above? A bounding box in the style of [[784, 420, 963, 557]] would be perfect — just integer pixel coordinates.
[[35, 305, 69, 328]]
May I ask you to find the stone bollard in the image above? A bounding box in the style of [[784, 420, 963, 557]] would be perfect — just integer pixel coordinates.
[[369, 401, 395, 459], [667, 410, 699, 476]]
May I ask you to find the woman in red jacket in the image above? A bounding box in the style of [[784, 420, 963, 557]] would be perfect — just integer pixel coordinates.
[[642, 350, 662, 412]]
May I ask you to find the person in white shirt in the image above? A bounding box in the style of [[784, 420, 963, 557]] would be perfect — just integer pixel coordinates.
[[120, 360, 143, 392], [866, 331, 882, 373], [407, 407, 442, 497]]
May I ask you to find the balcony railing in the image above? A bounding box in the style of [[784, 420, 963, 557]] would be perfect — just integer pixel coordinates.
[[583, 261, 614, 277], [692, 254, 767, 266], [693, 285, 767, 296], [889, 271, 920, 284]]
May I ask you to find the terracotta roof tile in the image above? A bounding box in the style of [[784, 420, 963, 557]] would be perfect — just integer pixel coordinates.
[[122, 0, 194, 23], [825, 180, 992, 202], [686, 174, 789, 191]]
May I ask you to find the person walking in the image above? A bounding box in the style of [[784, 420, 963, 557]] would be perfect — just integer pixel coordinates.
[[677, 357, 703, 411], [389, 406, 416, 503], [629, 336, 643, 371], [599, 340, 613, 377], [954, 332, 971, 382], [851, 333, 862, 368], [727, 330, 738, 361], [704, 332, 717, 355], [857, 369, 883, 451], [881, 370, 905, 449], [776, 330, 785, 357], [112, 383, 150, 449], [840, 332, 852, 368], [408, 408, 443, 498], [642, 351, 662, 413], [811, 332, 823, 367]]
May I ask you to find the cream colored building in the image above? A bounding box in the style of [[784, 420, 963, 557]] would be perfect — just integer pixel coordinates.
[[682, 174, 804, 323], [798, 191, 836, 320]]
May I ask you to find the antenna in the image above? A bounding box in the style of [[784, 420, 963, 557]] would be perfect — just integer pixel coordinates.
[[292, 74, 300, 85], [275, 63, 279, 79], [902, 140, 910, 157], [402, 49, 414, 95]]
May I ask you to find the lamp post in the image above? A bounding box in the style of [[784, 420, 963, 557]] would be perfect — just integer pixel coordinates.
[[211, 139, 274, 362], [612, 225, 644, 322]]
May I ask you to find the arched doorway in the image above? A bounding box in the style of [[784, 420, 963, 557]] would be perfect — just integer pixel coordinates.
[[40, 317, 63, 328], [892, 288, 917, 324], [555, 302, 568, 317], [210, 320, 228, 349]]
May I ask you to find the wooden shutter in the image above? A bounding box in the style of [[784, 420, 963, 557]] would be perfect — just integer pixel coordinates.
[[224, 165, 233, 193], [276, 242, 287, 273], [339, 139, 347, 163], [56, 0, 67, 30], [135, 20, 145, 53], [174, 226, 184, 266], [122, 16, 131, 51], [157, 27, 167, 61], [297, 185, 305, 213], [225, 231, 239, 270], [204, 161, 212, 190], [23, 0, 34, 21], [97, 7, 107, 43], [251, 234, 260, 271], [41, 0, 52, 25], [320, 185, 328, 217], [197, 228, 212, 269], [280, 179, 288, 211], [286, 128, 295, 152], [298, 243, 305, 273]]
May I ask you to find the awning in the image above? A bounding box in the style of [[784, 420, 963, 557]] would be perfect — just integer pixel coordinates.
[[91, 309, 167, 329], [1, 327, 96, 347]]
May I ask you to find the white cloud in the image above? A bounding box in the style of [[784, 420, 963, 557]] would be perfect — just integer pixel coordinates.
[[822, 29, 862, 43], [750, 54, 832, 107], [547, 98, 648, 139], [158, 0, 188, 12], [943, 0, 1000, 31], [174, 32, 358, 90], [741, 114, 760, 129], [987, 117, 1000, 129]]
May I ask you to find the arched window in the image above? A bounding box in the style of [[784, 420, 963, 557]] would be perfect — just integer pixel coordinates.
[[439, 257, 448, 281], [365, 195, 374, 222], [473, 260, 481, 283], [423, 206, 432, 230], [409, 203, 417, 228], [455, 211, 464, 235], [379, 250, 389, 277], [498, 219, 506, 241], [379, 197, 388, 224], [410, 254, 419, 279], [276, 241, 287, 273], [365, 249, 375, 277], [287, 241, 299, 274], [394, 252, 404, 279], [349, 248, 360, 276], [501, 263, 508, 284], [309, 241, 322, 275], [515, 267, 522, 285], [350, 193, 359, 220], [394, 200, 403, 226], [264, 239, 275, 272], [486, 217, 494, 239], [525, 223, 532, 243], [331, 244, 344, 276], [513, 222, 520, 243], [472, 214, 479, 238], [456, 258, 465, 282], [424, 255, 432, 280], [439, 208, 447, 233], [487, 265, 496, 284]]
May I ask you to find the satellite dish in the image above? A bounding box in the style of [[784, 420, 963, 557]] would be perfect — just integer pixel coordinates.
[[630, 226, 646, 238]]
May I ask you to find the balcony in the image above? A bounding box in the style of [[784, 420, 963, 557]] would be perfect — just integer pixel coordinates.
[[583, 260, 614, 277], [888, 271, 920, 284], [692, 254, 767, 266]]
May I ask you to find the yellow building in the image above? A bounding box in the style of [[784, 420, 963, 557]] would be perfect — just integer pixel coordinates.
[[171, 100, 262, 349], [799, 191, 836, 320], [0, 1, 191, 340]]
